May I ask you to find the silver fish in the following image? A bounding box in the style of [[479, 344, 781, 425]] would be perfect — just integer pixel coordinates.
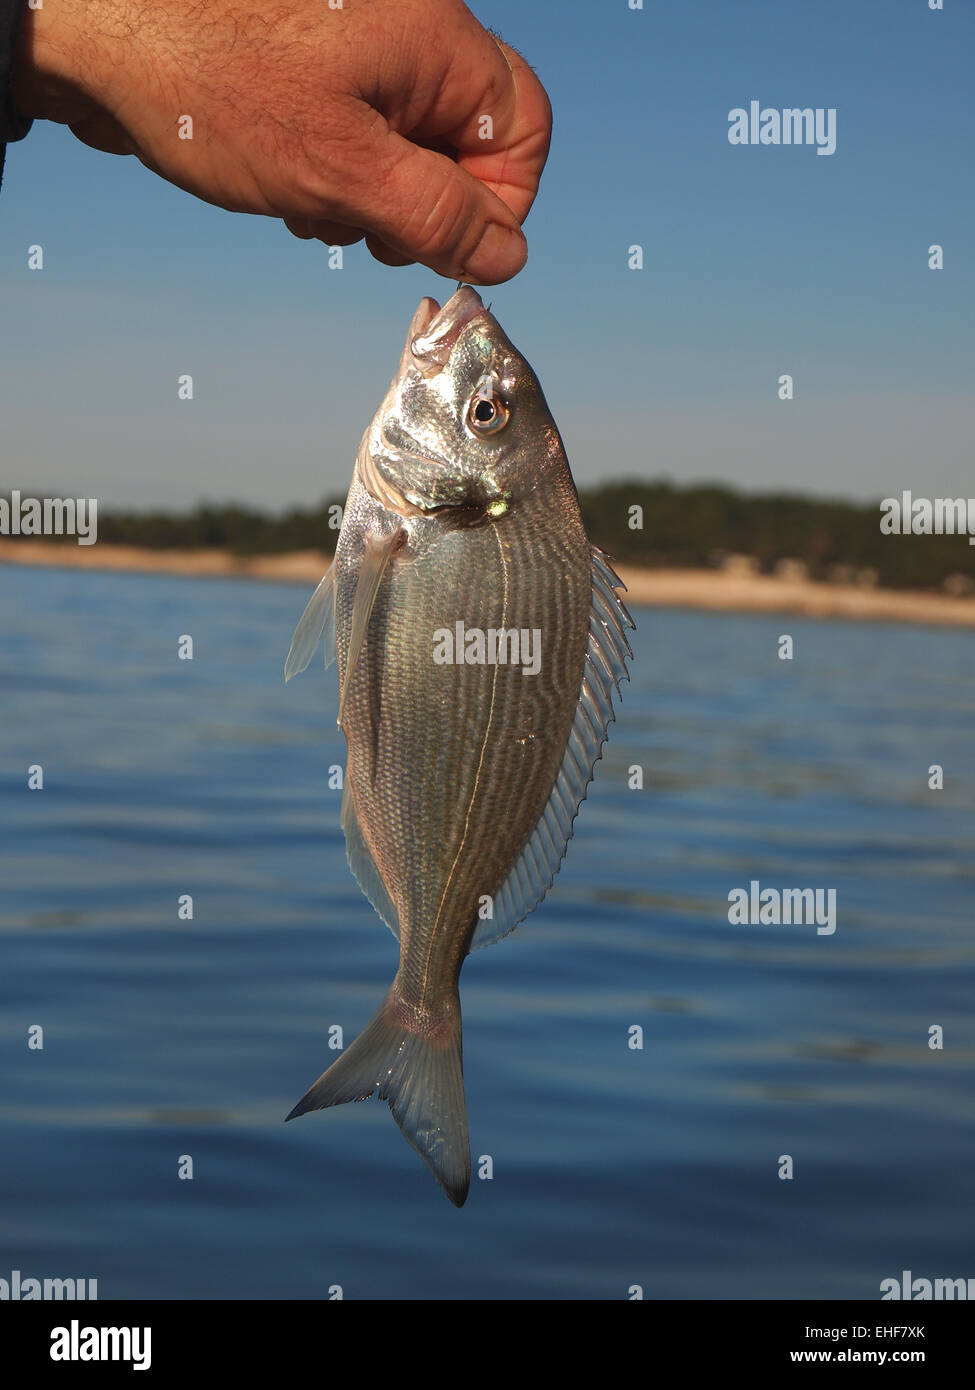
[[284, 286, 634, 1206]]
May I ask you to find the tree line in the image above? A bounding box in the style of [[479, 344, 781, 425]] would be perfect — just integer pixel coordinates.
[[8, 481, 975, 591]]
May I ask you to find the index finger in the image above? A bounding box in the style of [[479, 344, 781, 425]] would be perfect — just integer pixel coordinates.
[[394, 21, 552, 230], [454, 38, 552, 226]]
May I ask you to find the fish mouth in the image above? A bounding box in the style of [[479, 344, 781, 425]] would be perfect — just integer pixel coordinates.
[[408, 286, 486, 374], [361, 286, 493, 518]]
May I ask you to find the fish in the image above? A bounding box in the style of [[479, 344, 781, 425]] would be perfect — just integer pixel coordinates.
[[283, 285, 634, 1206]]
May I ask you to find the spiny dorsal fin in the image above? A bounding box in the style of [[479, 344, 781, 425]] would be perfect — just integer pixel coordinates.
[[471, 547, 635, 950]]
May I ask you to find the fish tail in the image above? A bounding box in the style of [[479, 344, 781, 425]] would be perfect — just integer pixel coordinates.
[[285, 986, 471, 1208]]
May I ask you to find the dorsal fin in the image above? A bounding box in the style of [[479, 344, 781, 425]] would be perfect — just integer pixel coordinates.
[[471, 547, 635, 950], [284, 563, 336, 681]]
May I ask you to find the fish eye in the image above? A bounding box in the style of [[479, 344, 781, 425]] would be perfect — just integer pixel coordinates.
[[467, 394, 510, 435]]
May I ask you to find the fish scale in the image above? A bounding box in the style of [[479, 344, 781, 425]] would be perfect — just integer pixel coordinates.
[[283, 286, 634, 1205], [345, 502, 589, 969]]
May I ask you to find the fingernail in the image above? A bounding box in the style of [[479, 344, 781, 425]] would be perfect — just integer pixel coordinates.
[[461, 221, 528, 285]]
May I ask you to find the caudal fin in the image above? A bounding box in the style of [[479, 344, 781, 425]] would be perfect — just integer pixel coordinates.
[[285, 990, 471, 1208]]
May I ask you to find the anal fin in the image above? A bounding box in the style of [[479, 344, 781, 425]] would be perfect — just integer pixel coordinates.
[[340, 779, 400, 939]]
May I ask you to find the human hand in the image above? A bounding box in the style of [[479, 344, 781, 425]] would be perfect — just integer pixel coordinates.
[[13, 0, 551, 284]]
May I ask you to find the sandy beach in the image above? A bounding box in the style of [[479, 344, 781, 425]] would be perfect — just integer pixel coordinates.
[[2, 538, 974, 629]]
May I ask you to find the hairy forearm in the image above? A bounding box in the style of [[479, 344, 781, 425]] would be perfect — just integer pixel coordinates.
[[13, 0, 105, 122]]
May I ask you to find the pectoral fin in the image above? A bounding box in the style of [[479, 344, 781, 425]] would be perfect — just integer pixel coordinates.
[[338, 526, 405, 728]]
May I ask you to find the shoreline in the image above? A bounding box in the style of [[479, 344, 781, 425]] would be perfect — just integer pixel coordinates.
[[2, 539, 974, 629]]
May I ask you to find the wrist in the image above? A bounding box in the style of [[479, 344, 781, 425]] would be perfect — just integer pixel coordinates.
[[12, 0, 112, 123]]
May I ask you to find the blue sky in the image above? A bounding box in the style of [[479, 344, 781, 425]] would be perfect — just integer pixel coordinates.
[[1, 0, 972, 511]]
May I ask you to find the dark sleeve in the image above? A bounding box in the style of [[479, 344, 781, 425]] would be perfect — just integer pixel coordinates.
[[1, 0, 32, 192]]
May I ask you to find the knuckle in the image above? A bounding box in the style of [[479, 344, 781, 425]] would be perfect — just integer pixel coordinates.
[[397, 165, 477, 261]]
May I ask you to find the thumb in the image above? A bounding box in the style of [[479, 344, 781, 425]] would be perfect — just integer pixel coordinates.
[[346, 130, 529, 285]]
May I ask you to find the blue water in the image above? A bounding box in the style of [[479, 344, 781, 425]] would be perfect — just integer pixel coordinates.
[[1, 564, 973, 1300]]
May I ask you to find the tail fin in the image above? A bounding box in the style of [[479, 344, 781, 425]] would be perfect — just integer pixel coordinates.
[[286, 989, 471, 1208]]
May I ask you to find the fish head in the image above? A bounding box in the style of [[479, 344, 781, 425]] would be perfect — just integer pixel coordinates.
[[358, 286, 563, 522]]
